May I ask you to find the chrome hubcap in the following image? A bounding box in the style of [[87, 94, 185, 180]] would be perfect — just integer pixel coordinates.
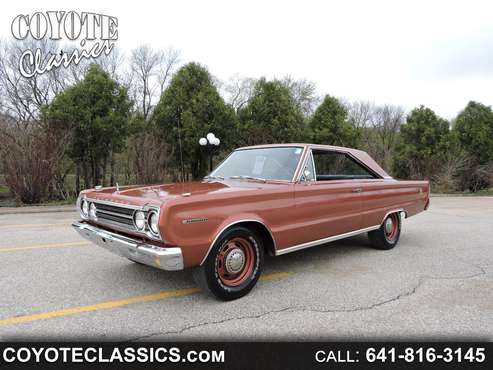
[[385, 218, 393, 234], [224, 248, 245, 274]]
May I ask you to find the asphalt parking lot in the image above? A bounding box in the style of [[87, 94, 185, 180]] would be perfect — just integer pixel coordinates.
[[0, 196, 492, 341]]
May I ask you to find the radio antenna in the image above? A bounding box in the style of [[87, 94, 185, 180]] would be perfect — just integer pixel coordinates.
[[176, 109, 185, 183]]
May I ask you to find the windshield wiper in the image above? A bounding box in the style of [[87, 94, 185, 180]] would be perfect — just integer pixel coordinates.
[[229, 175, 266, 183], [203, 175, 224, 180]]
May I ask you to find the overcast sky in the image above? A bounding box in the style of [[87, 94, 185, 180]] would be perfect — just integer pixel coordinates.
[[1, 0, 492, 118]]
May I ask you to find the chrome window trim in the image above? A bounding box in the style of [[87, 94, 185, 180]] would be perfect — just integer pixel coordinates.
[[299, 147, 383, 182], [295, 147, 312, 183], [210, 145, 307, 183], [298, 149, 316, 182], [310, 149, 317, 182], [290, 145, 308, 182], [199, 219, 277, 266]]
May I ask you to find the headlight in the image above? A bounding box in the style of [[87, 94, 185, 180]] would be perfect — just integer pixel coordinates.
[[134, 211, 146, 231], [80, 199, 89, 218], [148, 211, 159, 235], [89, 202, 97, 220]]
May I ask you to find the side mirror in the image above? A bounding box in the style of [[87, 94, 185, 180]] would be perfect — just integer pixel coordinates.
[[300, 169, 313, 183]]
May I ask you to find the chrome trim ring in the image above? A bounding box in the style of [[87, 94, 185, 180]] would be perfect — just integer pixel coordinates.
[[147, 210, 160, 237], [79, 197, 89, 220], [133, 210, 146, 231]]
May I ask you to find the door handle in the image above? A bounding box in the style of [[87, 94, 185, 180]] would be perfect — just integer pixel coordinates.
[[352, 188, 363, 193]]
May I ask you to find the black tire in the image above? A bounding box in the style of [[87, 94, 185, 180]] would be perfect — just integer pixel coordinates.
[[368, 212, 401, 250], [193, 226, 264, 301]]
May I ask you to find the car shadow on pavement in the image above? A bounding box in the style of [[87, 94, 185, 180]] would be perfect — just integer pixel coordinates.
[[114, 234, 376, 292]]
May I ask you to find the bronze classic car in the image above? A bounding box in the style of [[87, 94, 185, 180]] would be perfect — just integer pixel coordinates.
[[73, 144, 429, 300]]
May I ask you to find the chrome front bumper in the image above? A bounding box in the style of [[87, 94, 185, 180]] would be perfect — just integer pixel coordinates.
[[72, 221, 184, 270]]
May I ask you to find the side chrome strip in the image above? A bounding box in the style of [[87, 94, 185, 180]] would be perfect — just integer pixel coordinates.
[[275, 225, 380, 256], [200, 219, 277, 266], [275, 209, 406, 256]]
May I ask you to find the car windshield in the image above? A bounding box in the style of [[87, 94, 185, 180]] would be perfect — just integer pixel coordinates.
[[210, 147, 304, 181]]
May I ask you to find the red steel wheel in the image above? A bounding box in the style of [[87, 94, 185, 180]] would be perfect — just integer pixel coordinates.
[[193, 226, 264, 300], [384, 213, 400, 242], [215, 237, 255, 287]]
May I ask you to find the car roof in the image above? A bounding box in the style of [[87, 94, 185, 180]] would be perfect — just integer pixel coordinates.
[[235, 143, 391, 179]]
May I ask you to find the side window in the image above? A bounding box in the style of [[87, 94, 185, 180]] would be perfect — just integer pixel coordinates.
[[301, 152, 315, 181], [312, 150, 375, 180]]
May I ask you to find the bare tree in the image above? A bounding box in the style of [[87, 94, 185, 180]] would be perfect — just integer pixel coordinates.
[[346, 100, 374, 130], [129, 45, 180, 119], [157, 48, 180, 95], [346, 101, 404, 171], [281, 76, 319, 116], [223, 74, 256, 111], [0, 39, 56, 122], [94, 47, 126, 82]]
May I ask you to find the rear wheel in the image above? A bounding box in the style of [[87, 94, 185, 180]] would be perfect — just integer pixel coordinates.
[[193, 226, 264, 300], [368, 212, 401, 250]]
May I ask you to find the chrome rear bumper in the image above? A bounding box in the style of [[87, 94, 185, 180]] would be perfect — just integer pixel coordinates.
[[72, 221, 184, 271]]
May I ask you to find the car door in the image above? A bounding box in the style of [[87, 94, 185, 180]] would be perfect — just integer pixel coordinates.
[[290, 149, 365, 247]]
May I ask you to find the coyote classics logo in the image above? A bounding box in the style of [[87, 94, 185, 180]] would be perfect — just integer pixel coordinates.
[[11, 11, 118, 77]]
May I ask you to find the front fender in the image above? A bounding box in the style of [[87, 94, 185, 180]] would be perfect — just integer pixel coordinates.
[[164, 208, 272, 268], [198, 214, 274, 266]]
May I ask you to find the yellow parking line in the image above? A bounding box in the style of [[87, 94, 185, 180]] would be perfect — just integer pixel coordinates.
[[259, 271, 290, 281], [0, 288, 200, 326], [0, 241, 91, 253], [0, 271, 290, 326]]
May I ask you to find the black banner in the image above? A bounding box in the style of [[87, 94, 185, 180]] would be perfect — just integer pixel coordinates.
[[0, 342, 490, 369]]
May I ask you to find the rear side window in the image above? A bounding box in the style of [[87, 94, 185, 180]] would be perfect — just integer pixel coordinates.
[[312, 150, 376, 181]]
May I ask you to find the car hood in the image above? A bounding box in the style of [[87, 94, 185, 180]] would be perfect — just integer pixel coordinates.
[[81, 180, 285, 207]]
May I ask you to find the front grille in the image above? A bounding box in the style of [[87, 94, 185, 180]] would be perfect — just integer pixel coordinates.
[[93, 201, 136, 232]]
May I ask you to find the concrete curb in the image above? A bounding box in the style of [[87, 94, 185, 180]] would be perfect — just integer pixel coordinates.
[[0, 205, 75, 215]]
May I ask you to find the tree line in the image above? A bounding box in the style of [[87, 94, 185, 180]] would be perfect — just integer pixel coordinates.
[[1, 41, 492, 204]]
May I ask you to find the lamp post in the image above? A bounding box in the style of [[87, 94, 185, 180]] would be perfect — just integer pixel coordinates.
[[199, 132, 220, 172]]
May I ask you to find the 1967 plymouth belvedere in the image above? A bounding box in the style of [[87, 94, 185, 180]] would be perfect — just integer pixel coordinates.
[[73, 144, 429, 300]]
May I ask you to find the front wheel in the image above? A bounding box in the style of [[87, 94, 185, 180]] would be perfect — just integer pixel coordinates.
[[193, 226, 264, 300], [368, 212, 402, 250]]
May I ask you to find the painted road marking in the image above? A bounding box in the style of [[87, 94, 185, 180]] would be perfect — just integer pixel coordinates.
[[259, 271, 290, 281], [0, 241, 91, 253], [0, 272, 291, 326]]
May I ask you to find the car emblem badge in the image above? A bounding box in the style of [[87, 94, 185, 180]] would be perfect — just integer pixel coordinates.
[[182, 217, 208, 225]]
